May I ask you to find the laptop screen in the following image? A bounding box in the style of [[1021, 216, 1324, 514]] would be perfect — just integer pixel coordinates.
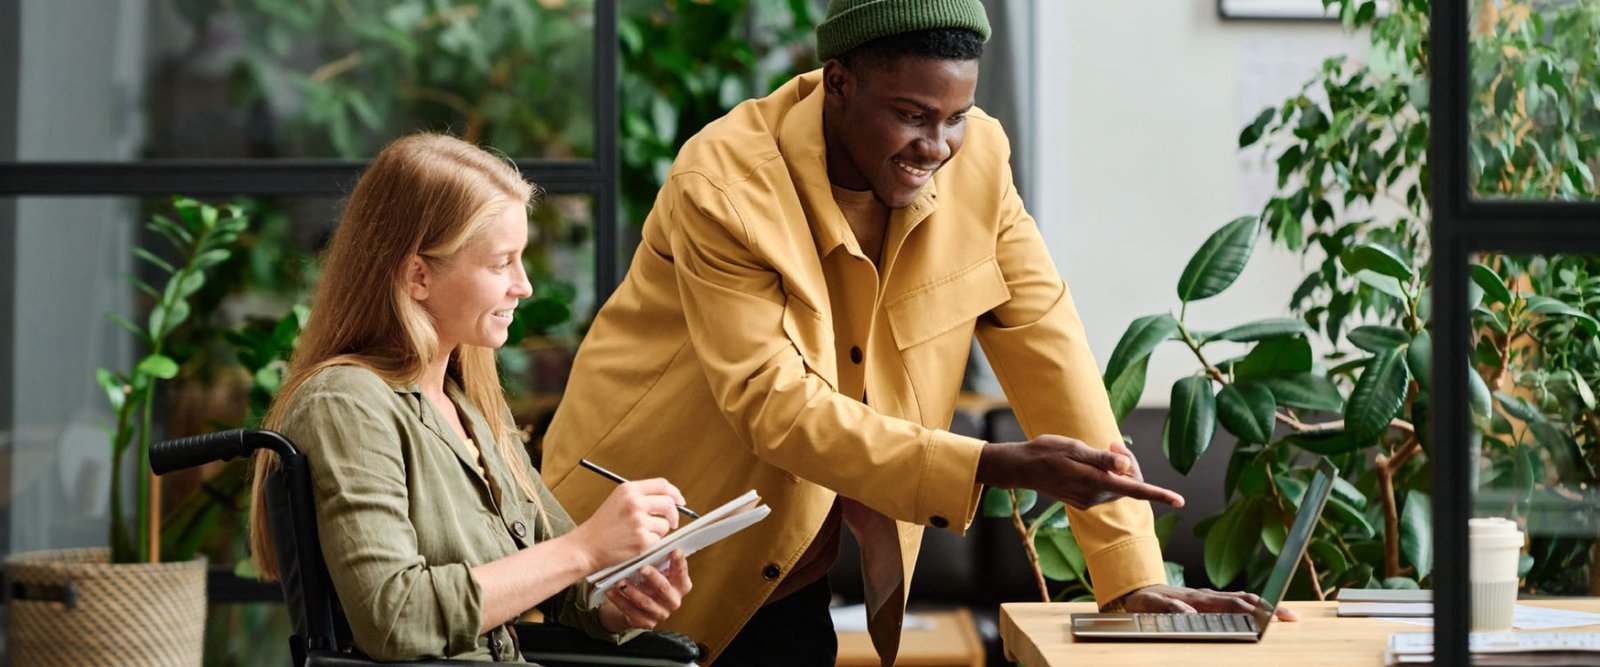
[[1250, 457, 1338, 633]]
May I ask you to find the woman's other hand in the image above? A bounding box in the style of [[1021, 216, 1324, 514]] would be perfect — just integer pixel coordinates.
[[599, 550, 693, 631]]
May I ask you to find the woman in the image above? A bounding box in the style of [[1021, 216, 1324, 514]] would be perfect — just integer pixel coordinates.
[[248, 133, 692, 662]]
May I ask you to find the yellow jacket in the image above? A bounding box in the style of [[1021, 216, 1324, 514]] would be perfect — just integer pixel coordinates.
[[543, 70, 1165, 664]]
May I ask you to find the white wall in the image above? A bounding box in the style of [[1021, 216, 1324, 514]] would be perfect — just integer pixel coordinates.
[[1032, 2, 1364, 407]]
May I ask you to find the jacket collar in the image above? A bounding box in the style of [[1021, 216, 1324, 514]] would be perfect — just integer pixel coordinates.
[[392, 377, 507, 511], [777, 71, 939, 267]]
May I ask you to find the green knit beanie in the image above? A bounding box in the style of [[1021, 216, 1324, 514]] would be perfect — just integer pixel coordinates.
[[814, 0, 992, 62]]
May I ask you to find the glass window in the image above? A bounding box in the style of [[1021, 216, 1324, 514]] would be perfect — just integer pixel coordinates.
[[22, 0, 596, 162], [1468, 1, 1600, 201]]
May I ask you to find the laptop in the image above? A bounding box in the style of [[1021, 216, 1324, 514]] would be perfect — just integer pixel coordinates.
[[1070, 457, 1338, 641]]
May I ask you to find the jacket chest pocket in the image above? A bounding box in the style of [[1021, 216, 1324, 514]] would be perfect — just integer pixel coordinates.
[[781, 296, 839, 391], [887, 256, 1011, 351]]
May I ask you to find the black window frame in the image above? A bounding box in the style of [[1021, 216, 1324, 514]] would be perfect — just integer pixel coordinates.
[[0, 0, 620, 603], [1430, 2, 1600, 663]]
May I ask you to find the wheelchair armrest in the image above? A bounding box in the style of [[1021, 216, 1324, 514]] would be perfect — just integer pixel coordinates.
[[304, 651, 482, 667], [515, 623, 702, 665]]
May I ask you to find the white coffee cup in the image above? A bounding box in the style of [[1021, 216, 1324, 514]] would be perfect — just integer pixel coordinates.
[[1469, 517, 1524, 632]]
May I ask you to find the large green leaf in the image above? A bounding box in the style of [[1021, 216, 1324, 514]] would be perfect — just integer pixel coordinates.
[[1347, 325, 1411, 354], [1204, 499, 1264, 587], [1285, 428, 1364, 455], [134, 354, 179, 380], [1332, 477, 1368, 510], [1309, 539, 1348, 580], [1239, 107, 1275, 148], [95, 368, 125, 412], [1107, 359, 1149, 424], [1105, 314, 1178, 382], [1400, 491, 1432, 579], [1104, 314, 1178, 422], [1340, 244, 1413, 282], [980, 488, 1037, 518], [1524, 294, 1600, 332], [1177, 216, 1260, 303], [1346, 349, 1410, 445], [1209, 318, 1310, 343], [1494, 391, 1545, 423], [1353, 269, 1407, 301], [1165, 376, 1218, 475], [1235, 337, 1314, 380], [1406, 330, 1432, 391], [1468, 367, 1492, 417], [1035, 523, 1087, 584], [1262, 519, 1287, 556], [1034, 529, 1077, 582], [1216, 382, 1275, 443], [1470, 263, 1511, 305], [1259, 373, 1344, 412], [1325, 495, 1377, 539], [1155, 514, 1181, 548]]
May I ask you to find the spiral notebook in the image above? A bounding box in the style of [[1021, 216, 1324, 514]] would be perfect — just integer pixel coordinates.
[[585, 490, 771, 608]]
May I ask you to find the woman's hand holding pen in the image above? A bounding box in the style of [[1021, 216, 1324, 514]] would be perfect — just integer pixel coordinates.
[[570, 478, 687, 571]]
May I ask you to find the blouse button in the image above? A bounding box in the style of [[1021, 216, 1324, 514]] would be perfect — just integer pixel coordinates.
[[849, 346, 863, 364]]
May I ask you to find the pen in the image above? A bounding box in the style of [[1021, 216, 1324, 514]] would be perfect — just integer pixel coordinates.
[[578, 458, 701, 520]]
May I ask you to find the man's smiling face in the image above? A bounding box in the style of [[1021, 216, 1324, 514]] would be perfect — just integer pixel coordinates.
[[823, 55, 980, 209]]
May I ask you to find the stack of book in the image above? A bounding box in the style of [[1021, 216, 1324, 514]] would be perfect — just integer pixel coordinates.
[[1336, 588, 1432, 617]]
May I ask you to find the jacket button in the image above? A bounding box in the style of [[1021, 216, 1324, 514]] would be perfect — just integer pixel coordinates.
[[849, 346, 863, 364], [761, 563, 781, 581], [510, 520, 527, 538], [929, 515, 949, 529]]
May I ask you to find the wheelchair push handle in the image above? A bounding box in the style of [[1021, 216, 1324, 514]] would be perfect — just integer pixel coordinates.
[[151, 428, 297, 475]]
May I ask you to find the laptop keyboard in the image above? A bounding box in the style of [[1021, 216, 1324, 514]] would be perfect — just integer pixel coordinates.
[[1136, 613, 1254, 633]]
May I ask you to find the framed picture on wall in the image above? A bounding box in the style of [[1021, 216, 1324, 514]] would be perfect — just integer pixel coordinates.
[[1217, 0, 1339, 20]]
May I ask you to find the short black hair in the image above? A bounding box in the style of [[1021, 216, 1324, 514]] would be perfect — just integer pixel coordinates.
[[837, 28, 985, 71]]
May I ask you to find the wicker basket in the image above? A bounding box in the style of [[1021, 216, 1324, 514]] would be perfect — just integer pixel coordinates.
[[6, 547, 206, 666]]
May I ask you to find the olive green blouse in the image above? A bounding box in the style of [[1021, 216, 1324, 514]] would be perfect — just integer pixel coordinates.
[[277, 364, 625, 662]]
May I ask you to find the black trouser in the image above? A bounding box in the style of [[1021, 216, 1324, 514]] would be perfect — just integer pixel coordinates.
[[714, 576, 836, 666]]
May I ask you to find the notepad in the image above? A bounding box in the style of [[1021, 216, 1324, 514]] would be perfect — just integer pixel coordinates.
[[585, 490, 771, 608]]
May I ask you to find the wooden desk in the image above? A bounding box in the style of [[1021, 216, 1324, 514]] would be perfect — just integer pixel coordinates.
[[837, 608, 984, 667], [1001, 600, 1600, 666]]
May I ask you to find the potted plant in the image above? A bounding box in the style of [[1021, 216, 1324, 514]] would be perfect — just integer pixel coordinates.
[[5, 197, 250, 665], [990, 0, 1600, 600]]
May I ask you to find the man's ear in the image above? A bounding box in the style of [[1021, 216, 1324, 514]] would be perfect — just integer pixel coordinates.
[[402, 254, 430, 301], [822, 59, 855, 109]]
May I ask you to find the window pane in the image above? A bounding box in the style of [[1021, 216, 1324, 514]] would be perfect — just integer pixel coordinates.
[[1471, 252, 1600, 589], [18, 0, 596, 162], [1467, 251, 1600, 662], [1469, 1, 1600, 201]]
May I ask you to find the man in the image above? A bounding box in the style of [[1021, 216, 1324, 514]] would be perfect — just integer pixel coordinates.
[[543, 1, 1293, 664]]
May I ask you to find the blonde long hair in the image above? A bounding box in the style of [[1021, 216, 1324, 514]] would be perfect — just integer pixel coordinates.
[[249, 133, 540, 580]]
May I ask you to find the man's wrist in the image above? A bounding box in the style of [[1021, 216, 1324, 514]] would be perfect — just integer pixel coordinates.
[[976, 441, 1020, 487], [1100, 586, 1147, 613]]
